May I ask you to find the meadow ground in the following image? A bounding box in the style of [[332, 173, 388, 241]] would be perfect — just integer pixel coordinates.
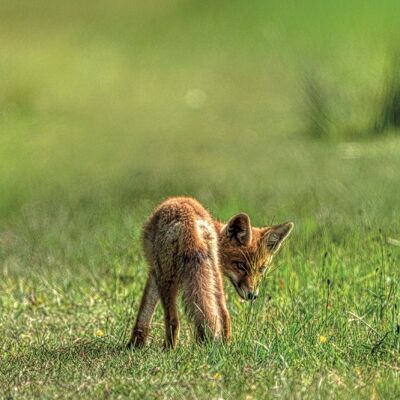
[[1, 1, 400, 399]]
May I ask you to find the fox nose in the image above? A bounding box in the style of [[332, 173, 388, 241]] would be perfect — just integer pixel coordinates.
[[247, 292, 258, 300]]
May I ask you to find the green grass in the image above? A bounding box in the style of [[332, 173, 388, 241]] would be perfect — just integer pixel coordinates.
[[1, 1, 400, 398]]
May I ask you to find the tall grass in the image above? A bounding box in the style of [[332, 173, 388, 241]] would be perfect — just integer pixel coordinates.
[[375, 51, 400, 133], [302, 74, 333, 139], [302, 51, 400, 141]]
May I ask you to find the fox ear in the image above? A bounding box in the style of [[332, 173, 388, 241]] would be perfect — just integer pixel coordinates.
[[263, 222, 294, 253], [225, 213, 252, 245]]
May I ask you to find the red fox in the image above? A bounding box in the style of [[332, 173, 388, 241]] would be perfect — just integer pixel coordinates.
[[128, 197, 293, 349]]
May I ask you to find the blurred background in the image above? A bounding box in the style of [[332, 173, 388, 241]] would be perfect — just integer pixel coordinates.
[[1, 5, 400, 394], [1, 0, 400, 226]]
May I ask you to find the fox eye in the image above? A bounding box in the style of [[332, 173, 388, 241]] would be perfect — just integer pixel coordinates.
[[236, 262, 247, 272]]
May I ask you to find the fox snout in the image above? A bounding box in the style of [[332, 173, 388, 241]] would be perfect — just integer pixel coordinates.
[[233, 280, 259, 301], [247, 291, 258, 300]]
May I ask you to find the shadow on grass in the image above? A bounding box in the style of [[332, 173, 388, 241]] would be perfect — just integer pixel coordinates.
[[2, 339, 131, 373]]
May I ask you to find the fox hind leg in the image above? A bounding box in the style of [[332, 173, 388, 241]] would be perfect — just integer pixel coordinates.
[[159, 281, 180, 349], [128, 270, 159, 348], [181, 256, 223, 343]]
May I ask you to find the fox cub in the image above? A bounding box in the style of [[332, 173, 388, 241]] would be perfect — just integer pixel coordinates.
[[128, 197, 293, 349]]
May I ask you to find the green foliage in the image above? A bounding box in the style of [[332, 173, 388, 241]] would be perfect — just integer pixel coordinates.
[[302, 74, 333, 139], [1, 1, 400, 398], [375, 52, 400, 133]]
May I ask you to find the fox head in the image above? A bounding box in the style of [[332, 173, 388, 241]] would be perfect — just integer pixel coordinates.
[[218, 213, 293, 301]]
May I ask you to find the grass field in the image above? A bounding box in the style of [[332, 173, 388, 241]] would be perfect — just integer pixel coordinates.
[[1, 1, 400, 398]]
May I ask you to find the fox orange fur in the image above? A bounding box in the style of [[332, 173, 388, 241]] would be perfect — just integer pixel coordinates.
[[128, 197, 293, 349]]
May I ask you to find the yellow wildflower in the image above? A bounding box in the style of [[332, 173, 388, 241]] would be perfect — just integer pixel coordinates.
[[319, 335, 328, 344], [95, 329, 105, 338], [213, 372, 222, 381]]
